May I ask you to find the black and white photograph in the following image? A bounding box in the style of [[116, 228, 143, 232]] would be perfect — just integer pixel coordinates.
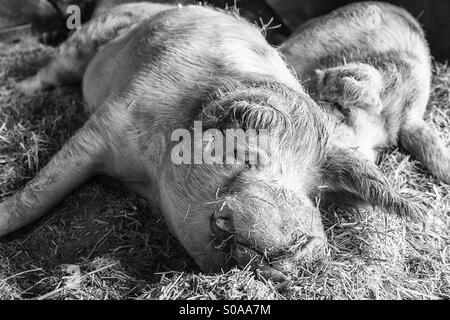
[[0, 0, 449, 303]]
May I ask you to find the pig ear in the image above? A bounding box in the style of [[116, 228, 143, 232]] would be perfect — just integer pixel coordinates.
[[321, 148, 425, 221]]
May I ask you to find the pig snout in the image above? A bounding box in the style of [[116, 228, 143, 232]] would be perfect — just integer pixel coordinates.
[[209, 197, 327, 280]]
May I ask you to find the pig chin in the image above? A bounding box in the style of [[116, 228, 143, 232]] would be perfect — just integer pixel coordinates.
[[231, 225, 327, 275]]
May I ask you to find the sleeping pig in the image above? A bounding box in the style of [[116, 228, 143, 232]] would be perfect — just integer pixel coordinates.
[[3, 3, 423, 280]]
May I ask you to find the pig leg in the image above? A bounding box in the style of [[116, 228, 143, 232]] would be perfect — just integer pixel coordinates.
[[397, 79, 450, 184], [15, 5, 150, 96], [317, 73, 388, 161], [400, 120, 450, 184], [0, 116, 106, 237]]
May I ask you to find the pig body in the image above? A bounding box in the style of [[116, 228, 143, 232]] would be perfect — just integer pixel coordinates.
[[282, 1, 450, 184], [4, 3, 423, 278]]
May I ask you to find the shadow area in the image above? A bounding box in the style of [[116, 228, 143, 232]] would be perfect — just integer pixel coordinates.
[[1, 182, 199, 298]]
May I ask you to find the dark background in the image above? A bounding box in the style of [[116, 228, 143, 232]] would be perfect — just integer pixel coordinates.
[[1, 0, 449, 60]]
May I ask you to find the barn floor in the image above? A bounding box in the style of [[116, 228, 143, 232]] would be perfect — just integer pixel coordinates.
[[0, 38, 449, 300]]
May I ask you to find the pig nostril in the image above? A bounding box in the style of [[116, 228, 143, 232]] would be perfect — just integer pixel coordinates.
[[215, 217, 234, 233], [211, 204, 235, 235], [210, 211, 234, 236]]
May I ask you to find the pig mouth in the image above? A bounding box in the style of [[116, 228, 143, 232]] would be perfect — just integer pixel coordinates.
[[212, 233, 292, 283], [232, 237, 327, 283], [233, 240, 292, 283]]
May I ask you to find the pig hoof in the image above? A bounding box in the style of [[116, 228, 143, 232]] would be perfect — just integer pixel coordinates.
[[15, 78, 43, 96]]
